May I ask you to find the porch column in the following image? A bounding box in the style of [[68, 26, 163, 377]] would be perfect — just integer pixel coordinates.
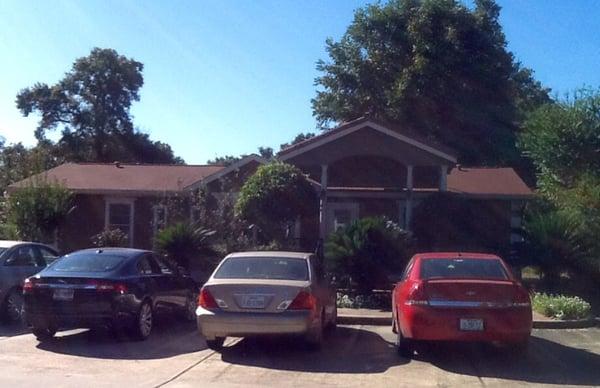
[[439, 165, 448, 192], [319, 164, 329, 240], [405, 165, 413, 230]]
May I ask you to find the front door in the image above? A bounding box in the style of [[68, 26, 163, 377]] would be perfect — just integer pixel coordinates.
[[326, 202, 359, 235]]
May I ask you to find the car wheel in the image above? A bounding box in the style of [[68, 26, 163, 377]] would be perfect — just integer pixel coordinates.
[[305, 312, 324, 350], [4, 289, 24, 324], [206, 337, 225, 351], [184, 292, 198, 322], [132, 301, 153, 340], [396, 326, 413, 358], [32, 326, 56, 341]]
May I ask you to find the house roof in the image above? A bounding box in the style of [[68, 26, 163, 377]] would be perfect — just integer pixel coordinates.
[[278, 116, 458, 163], [447, 167, 533, 198], [8, 162, 226, 195]]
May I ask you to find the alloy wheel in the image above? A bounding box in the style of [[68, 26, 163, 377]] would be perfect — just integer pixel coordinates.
[[138, 302, 153, 338]]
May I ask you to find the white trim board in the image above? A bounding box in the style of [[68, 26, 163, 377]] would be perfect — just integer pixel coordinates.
[[279, 120, 457, 163]]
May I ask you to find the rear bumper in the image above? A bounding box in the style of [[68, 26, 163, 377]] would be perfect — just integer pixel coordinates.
[[400, 305, 532, 343], [196, 307, 314, 340]]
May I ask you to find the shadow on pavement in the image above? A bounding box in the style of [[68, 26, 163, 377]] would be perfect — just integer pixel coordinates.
[[220, 326, 407, 373], [417, 335, 600, 386], [0, 322, 29, 338], [35, 317, 207, 360]]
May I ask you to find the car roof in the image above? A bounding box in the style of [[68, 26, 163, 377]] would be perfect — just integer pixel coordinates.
[[0, 240, 39, 248], [226, 251, 312, 259], [69, 247, 151, 257], [414, 252, 502, 260]]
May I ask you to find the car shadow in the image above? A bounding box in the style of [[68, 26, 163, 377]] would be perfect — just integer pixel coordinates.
[[0, 321, 29, 338], [220, 326, 407, 373], [415, 335, 600, 386], [35, 317, 207, 360]]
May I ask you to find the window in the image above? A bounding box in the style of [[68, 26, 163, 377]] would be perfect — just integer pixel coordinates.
[[105, 198, 134, 246], [153, 205, 168, 234], [52, 253, 126, 272], [5, 246, 41, 267], [215, 257, 309, 281], [137, 255, 160, 275], [38, 246, 59, 265], [420, 258, 508, 280]]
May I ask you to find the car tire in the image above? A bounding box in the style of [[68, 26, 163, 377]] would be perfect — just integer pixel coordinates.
[[396, 326, 413, 358], [206, 337, 225, 351], [4, 289, 24, 324], [131, 300, 153, 341], [305, 312, 324, 350], [183, 292, 198, 322], [32, 326, 56, 341]]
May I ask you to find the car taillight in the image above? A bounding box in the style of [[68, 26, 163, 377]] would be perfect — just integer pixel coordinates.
[[405, 282, 429, 306], [198, 287, 219, 309], [288, 291, 316, 310], [23, 277, 37, 294], [88, 280, 128, 294], [512, 286, 531, 308]]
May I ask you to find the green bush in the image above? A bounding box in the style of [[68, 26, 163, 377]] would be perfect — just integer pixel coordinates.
[[6, 179, 73, 243], [532, 292, 592, 320], [336, 292, 391, 310], [325, 217, 412, 294], [92, 228, 129, 247], [235, 162, 316, 244], [154, 222, 217, 272]]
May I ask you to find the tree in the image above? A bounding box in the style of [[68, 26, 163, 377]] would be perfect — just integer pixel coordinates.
[[6, 180, 73, 243], [235, 163, 316, 243], [312, 0, 551, 166], [16, 47, 181, 164], [0, 140, 59, 194], [279, 132, 316, 150], [207, 146, 274, 166]]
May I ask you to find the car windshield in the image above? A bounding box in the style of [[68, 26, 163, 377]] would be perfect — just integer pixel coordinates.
[[420, 258, 508, 280], [51, 253, 126, 272], [214, 257, 309, 281]]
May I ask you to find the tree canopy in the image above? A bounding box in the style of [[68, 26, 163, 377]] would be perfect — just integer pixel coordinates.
[[16, 48, 181, 164], [312, 0, 551, 166]]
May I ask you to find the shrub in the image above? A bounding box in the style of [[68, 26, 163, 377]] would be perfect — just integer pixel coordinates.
[[154, 222, 217, 272], [336, 292, 391, 310], [532, 292, 592, 320], [92, 228, 129, 247], [235, 162, 316, 244], [6, 179, 73, 243], [325, 217, 412, 294]]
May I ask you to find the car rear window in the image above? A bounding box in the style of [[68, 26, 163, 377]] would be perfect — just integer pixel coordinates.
[[51, 253, 126, 272], [420, 258, 508, 280], [214, 257, 309, 281]]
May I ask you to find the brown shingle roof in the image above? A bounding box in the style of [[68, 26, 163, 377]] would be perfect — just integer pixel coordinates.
[[448, 167, 533, 197], [8, 163, 225, 194]]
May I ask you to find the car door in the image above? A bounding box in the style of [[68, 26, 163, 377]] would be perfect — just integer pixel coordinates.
[[151, 255, 187, 308], [3, 244, 45, 289], [135, 254, 165, 310]]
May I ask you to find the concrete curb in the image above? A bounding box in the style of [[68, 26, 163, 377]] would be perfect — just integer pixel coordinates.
[[338, 314, 600, 328]]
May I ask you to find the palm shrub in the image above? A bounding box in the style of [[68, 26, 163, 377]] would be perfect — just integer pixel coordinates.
[[325, 217, 412, 294], [520, 210, 592, 288], [154, 222, 217, 273], [92, 228, 129, 247]]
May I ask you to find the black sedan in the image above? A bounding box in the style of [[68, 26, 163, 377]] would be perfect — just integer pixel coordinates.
[[23, 248, 198, 341]]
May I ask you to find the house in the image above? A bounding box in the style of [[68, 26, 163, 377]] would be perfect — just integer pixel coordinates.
[[8, 118, 533, 254]]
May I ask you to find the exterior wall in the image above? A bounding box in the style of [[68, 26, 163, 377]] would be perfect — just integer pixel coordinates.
[[58, 194, 106, 253]]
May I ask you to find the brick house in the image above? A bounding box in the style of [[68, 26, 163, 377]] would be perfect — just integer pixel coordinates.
[[8, 118, 533, 254]]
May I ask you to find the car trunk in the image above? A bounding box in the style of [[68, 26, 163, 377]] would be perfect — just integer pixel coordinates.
[[205, 279, 310, 313], [424, 279, 518, 307]]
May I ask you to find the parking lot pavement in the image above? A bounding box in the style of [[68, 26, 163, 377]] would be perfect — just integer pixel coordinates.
[[1, 322, 599, 388]]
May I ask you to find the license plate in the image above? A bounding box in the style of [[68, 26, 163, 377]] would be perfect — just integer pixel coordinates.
[[53, 288, 74, 301], [241, 295, 268, 309], [459, 318, 484, 331]]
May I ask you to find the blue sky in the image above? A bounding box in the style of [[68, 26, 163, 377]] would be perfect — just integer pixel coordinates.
[[1, 0, 599, 164]]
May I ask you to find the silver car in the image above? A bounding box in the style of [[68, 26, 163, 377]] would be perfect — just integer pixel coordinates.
[[196, 251, 337, 350]]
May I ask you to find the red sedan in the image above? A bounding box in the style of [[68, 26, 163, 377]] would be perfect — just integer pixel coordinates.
[[392, 252, 532, 357]]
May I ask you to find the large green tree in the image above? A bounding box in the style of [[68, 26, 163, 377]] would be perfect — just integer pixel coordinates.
[[16, 48, 181, 164], [312, 0, 550, 166]]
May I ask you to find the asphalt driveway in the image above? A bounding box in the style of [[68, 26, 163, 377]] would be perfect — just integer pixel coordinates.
[[0, 321, 598, 387]]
